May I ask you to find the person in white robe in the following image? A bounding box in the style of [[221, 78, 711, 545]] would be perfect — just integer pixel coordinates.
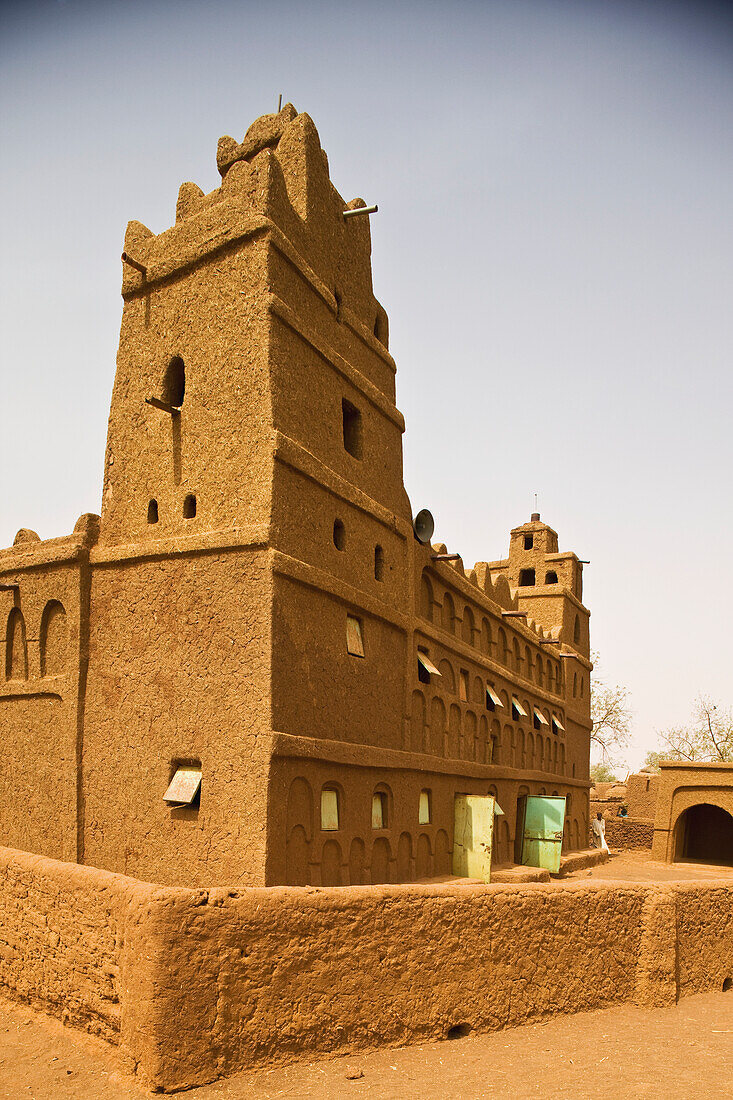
[[592, 812, 609, 852]]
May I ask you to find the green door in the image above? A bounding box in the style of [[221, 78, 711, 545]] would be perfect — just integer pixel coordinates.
[[521, 796, 566, 873], [453, 794, 496, 883]]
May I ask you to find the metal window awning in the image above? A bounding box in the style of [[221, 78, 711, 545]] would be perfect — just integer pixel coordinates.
[[417, 651, 441, 676], [163, 767, 201, 805], [512, 696, 528, 717], [486, 685, 504, 707], [553, 714, 566, 732], [533, 707, 549, 726]]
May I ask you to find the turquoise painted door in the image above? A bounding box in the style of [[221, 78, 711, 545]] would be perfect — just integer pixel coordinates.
[[453, 795, 496, 883], [521, 796, 566, 873]]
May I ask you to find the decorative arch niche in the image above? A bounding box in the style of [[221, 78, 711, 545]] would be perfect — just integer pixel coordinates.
[[40, 600, 68, 677], [5, 608, 28, 681]]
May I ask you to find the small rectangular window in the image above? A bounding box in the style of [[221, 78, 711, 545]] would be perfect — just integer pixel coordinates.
[[372, 791, 387, 829], [346, 615, 364, 657], [321, 789, 340, 830], [524, 534, 533, 550], [342, 398, 363, 459], [163, 766, 201, 806], [459, 669, 469, 701], [511, 696, 528, 719], [486, 685, 503, 709], [417, 650, 441, 679], [419, 789, 432, 825]]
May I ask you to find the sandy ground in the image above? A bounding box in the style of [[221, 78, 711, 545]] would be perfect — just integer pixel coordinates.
[[565, 848, 733, 883], [1, 851, 732, 1100], [1, 990, 732, 1100]]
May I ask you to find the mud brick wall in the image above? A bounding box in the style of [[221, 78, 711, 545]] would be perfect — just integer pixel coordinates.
[[0, 847, 160, 1048], [604, 819, 654, 850], [0, 846, 732, 1093]]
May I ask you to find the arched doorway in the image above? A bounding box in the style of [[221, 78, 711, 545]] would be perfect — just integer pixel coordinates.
[[674, 803, 733, 866]]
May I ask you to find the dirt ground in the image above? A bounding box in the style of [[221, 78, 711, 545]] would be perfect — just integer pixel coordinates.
[[1, 990, 732, 1100], [2, 851, 732, 1100], [565, 848, 733, 883]]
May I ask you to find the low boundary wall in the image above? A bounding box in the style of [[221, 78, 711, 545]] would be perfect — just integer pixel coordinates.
[[0, 846, 731, 1092]]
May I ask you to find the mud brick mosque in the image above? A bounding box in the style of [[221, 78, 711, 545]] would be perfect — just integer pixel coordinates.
[[0, 104, 592, 888]]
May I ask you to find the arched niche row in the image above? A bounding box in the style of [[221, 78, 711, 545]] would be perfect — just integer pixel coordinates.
[[396, 831, 412, 881], [285, 777, 314, 886], [321, 839, 343, 886], [40, 600, 67, 677], [416, 833, 432, 879], [420, 571, 433, 621], [371, 836, 391, 884], [5, 608, 28, 681]]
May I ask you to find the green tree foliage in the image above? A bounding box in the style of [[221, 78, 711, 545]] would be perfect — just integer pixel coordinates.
[[590, 761, 617, 784]]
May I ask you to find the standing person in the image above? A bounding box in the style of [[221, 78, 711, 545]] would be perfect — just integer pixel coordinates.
[[592, 812, 609, 852]]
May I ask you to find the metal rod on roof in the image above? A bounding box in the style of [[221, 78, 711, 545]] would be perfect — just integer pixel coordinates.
[[539, 640, 562, 645], [121, 252, 147, 275], [502, 611, 527, 617], [145, 397, 180, 415], [343, 205, 378, 219], [431, 553, 461, 562], [277, 94, 282, 111], [578, 560, 590, 564]]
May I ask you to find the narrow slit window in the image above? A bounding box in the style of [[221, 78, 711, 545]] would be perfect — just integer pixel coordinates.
[[333, 518, 346, 550], [419, 789, 432, 825], [374, 544, 385, 581], [147, 499, 159, 524], [342, 398, 363, 459], [524, 534, 533, 550], [417, 650, 441, 682], [346, 615, 364, 657], [372, 791, 388, 829], [183, 494, 196, 519], [321, 788, 340, 830], [163, 766, 201, 807]]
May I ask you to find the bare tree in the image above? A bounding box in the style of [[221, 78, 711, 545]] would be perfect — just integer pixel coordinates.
[[590, 652, 631, 766], [656, 696, 733, 763]]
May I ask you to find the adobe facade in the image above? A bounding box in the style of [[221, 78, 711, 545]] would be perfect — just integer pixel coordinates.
[[652, 762, 733, 864], [0, 104, 592, 888]]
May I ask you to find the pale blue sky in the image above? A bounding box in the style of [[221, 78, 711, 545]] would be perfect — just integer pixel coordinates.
[[1, 0, 731, 770]]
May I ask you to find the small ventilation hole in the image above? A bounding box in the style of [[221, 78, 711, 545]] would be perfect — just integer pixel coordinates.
[[147, 500, 159, 524], [183, 494, 196, 519], [724, 977, 732, 992], [445, 1024, 472, 1040], [333, 519, 345, 551]]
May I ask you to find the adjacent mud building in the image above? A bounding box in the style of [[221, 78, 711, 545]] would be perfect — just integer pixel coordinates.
[[0, 105, 592, 888]]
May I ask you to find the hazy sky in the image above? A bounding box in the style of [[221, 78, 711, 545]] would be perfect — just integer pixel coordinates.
[[1, 0, 731, 771]]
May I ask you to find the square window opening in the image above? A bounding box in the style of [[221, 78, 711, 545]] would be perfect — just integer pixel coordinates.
[[164, 761, 202, 809], [524, 534, 533, 550]]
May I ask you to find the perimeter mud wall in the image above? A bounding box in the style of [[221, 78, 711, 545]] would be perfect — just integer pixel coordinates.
[[0, 846, 731, 1092]]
